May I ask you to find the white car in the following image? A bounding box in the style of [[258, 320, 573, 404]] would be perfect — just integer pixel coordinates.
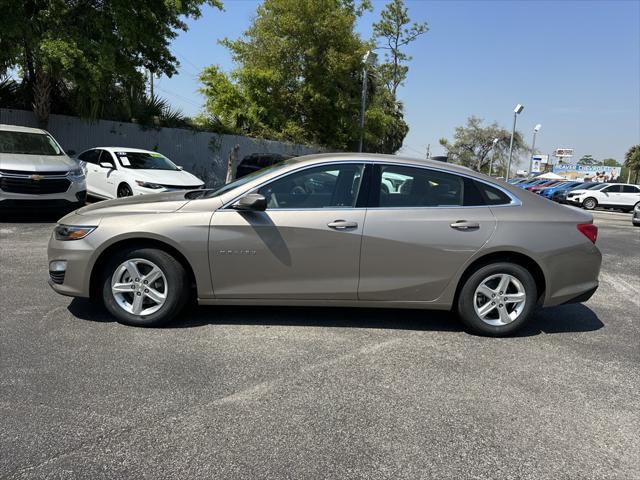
[[77, 147, 204, 199], [567, 183, 640, 212]]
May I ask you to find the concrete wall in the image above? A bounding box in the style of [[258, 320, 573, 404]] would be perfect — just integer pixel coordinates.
[[0, 109, 321, 187]]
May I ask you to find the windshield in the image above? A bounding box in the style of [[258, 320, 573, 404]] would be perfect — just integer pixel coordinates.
[[115, 151, 179, 170], [204, 160, 290, 198], [0, 131, 63, 155], [585, 183, 607, 190]]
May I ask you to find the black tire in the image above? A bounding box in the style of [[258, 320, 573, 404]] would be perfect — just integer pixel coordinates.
[[582, 197, 597, 210], [117, 183, 133, 198], [457, 262, 538, 337], [100, 247, 189, 327]]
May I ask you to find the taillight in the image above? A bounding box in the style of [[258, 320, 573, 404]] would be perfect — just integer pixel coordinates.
[[577, 223, 598, 244]]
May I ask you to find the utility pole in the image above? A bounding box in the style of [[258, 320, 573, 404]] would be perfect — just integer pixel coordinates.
[[506, 104, 524, 181], [358, 51, 377, 153], [148, 69, 154, 98]]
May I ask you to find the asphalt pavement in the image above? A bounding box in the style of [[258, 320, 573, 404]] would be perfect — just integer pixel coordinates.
[[1, 209, 638, 479]]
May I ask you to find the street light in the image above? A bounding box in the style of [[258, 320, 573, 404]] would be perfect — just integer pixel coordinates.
[[358, 50, 377, 152], [527, 124, 542, 177], [505, 104, 524, 181], [488, 138, 499, 177]]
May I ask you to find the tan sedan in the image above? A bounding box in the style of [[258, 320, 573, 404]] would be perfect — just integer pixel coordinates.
[[48, 154, 602, 336]]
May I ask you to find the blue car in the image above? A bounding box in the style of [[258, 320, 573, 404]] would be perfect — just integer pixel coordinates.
[[517, 179, 548, 189], [539, 181, 583, 199]]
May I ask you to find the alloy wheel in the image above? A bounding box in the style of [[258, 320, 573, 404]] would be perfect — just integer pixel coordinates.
[[473, 273, 527, 326], [111, 258, 168, 315]]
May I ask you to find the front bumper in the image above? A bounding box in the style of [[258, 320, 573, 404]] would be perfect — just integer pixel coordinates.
[[47, 224, 98, 298], [1, 178, 87, 207]]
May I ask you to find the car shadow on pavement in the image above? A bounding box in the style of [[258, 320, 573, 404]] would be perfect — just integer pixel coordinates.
[[0, 210, 66, 223], [67, 299, 604, 336]]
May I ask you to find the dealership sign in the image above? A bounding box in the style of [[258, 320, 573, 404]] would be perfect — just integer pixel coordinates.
[[552, 164, 621, 182]]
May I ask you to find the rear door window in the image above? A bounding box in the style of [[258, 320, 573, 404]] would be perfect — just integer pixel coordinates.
[[376, 165, 464, 207]]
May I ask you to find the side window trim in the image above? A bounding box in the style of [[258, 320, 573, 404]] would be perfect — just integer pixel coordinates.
[[368, 163, 518, 209], [222, 161, 369, 210]]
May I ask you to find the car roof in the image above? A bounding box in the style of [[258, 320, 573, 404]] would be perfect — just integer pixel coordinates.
[[0, 124, 49, 134], [93, 147, 161, 154], [287, 152, 477, 176]]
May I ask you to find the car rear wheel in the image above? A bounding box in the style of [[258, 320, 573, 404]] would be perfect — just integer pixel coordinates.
[[457, 262, 537, 336], [100, 248, 189, 327], [582, 197, 597, 210], [117, 183, 133, 198]]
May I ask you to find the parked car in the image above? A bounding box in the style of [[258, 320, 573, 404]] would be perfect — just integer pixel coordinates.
[[527, 180, 564, 193], [235, 153, 293, 178], [554, 182, 603, 204], [568, 183, 640, 211], [517, 179, 548, 189], [77, 147, 204, 199], [0, 124, 86, 212], [48, 153, 602, 337], [539, 181, 583, 200], [633, 203, 640, 226]]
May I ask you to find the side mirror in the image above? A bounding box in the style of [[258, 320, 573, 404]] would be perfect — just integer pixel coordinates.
[[232, 193, 267, 211], [99, 161, 114, 169], [66, 149, 76, 156]]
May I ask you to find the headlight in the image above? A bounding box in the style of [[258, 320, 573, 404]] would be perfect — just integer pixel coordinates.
[[135, 180, 164, 189], [67, 167, 85, 181], [54, 224, 96, 241]]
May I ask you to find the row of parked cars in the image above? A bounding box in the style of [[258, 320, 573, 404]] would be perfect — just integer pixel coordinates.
[[508, 176, 640, 225], [0, 124, 291, 213]]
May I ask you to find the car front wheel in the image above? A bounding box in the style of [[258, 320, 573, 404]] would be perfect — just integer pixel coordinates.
[[100, 248, 189, 327], [582, 197, 597, 210], [457, 262, 537, 336]]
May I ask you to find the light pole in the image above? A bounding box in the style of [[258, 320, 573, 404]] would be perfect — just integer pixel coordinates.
[[506, 104, 524, 181], [358, 50, 377, 152], [527, 124, 542, 177], [488, 138, 499, 177]]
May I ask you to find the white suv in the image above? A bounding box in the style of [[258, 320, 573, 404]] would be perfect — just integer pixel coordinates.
[[568, 183, 640, 212], [0, 124, 86, 212]]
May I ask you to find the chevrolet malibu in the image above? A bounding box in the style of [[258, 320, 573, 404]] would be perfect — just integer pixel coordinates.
[[48, 154, 602, 336]]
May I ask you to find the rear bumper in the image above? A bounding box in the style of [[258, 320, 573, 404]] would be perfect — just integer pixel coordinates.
[[561, 285, 598, 305]]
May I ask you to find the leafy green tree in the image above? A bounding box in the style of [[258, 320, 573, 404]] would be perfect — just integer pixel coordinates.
[[578, 154, 599, 166], [373, 0, 428, 96], [0, 0, 222, 126], [601, 158, 620, 167], [200, 0, 407, 152], [624, 145, 640, 183], [439, 116, 527, 173]]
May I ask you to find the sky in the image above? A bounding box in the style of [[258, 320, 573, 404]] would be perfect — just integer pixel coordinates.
[[157, 0, 640, 166]]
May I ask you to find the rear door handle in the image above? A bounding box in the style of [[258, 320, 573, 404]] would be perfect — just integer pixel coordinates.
[[450, 220, 480, 230], [327, 220, 358, 230]]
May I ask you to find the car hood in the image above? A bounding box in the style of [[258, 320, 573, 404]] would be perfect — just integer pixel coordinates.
[[567, 189, 593, 195], [127, 168, 203, 186], [0, 153, 77, 172], [75, 191, 191, 216]]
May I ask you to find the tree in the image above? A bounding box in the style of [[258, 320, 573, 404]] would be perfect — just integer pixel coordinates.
[[624, 145, 640, 183], [601, 158, 620, 167], [578, 154, 599, 166], [0, 0, 222, 126], [439, 116, 527, 174], [200, 0, 408, 152], [373, 0, 428, 96]]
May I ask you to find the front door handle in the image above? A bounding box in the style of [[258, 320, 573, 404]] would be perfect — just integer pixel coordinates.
[[450, 220, 480, 230], [327, 220, 358, 230]]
